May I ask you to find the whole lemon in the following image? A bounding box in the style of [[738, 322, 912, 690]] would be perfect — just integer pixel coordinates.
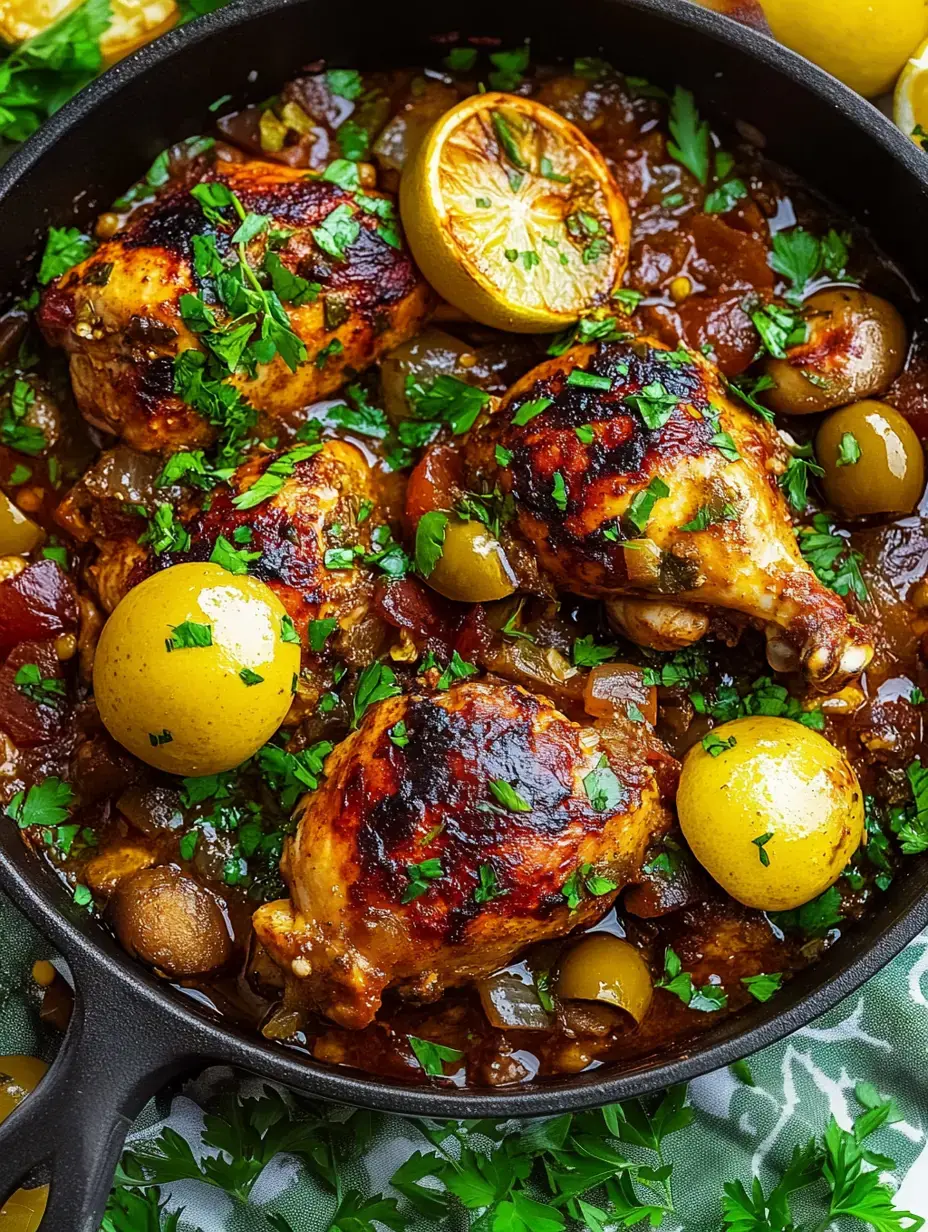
[[94, 562, 300, 776], [760, 0, 928, 97], [677, 716, 864, 911]]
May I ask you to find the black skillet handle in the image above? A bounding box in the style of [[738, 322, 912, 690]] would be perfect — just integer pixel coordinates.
[[0, 947, 209, 1232]]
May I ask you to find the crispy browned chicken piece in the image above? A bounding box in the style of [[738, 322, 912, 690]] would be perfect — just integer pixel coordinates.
[[77, 440, 389, 703], [465, 335, 874, 688], [37, 157, 433, 453], [252, 679, 670, 1030]]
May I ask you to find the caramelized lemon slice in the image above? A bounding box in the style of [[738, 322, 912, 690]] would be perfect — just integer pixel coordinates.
[[400, 92, 630, 333]]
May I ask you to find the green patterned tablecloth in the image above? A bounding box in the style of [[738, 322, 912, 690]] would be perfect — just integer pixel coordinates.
[[2, 890, 926, 1230]]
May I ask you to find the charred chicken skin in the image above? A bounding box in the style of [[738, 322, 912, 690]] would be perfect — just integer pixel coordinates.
[[253, 679, 670, 1030], [37, 157, 433, 453], [465, 336, 874, 688]]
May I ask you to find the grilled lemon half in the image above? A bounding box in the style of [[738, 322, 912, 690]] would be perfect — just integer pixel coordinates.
[[400, 92, 630, 333]]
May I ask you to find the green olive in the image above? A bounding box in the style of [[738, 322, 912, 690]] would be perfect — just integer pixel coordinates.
[[0, 491, 43, 555], [816, 400, 925, 516], [764, 289, 906, 416], [425, 518, 517, 603], [556, 933, 653, 1024]]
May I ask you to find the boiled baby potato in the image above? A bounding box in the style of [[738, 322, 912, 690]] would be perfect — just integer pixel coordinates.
[[676, 716, 863, 911], [93, 562, 300, 775], [556, 933, 653, 1024], [763, 289, 906, 416], [816, 400, 925, 517], [111, 865, 231, 977]]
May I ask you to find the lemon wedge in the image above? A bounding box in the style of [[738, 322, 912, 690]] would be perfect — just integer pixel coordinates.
[[400, 91, 630, 333], [895, 35, 928, 149]]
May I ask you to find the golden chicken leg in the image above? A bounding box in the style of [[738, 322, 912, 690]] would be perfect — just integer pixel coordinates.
[[466, 335, 873, 688]]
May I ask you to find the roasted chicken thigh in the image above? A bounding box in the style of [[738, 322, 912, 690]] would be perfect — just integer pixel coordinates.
[[253, 680, 670, 1029], [37, 157, 432, 453], [465, 336, 874, 688]]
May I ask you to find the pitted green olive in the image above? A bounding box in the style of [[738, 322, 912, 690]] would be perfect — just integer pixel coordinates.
[[815, 400, 924, 516], [423, 517, 517, 603], [556, 933, 653, 1024], [764, 289, 906, 416]]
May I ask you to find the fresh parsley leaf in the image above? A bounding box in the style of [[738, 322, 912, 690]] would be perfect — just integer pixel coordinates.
[[209, 534, 262, 575], [312, 203, 360, 261], [474, 863, 505, 903], [625, 476, 670, 533], [836, 431, 861, 467], [741, 972, 783, 1002], [796, 514, 867, 602], [352, 662, 401, 727], [139, 503, 191, 555], [583, 755, 624, 813], [308, 618, 338, 653], [512, 396, 552, 425], [751, 301, 808, 359], [326, 68, 363, 100], [704, 177, 747, 215], [572, 635, 617, 668], [165, 620, 212, 651], [680, 501, 737, 532], [408, 1036, 464, 1077], [489, 779, 532, 812], [38, 225, 95, 284], [780, 445, 824, 513], [702, 731, 737, 757], [770, 885, 844, 936], [232, 444, 322, 511], [5, 776, 74, 829], [624, 380, 680, 429], [415, 510, 449, 578], [403, 857, 443, 903], [13, 664, 65, 707], [667, 86, 710, 185]]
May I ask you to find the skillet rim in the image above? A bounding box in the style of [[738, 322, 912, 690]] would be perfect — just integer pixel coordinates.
[[0, 0, 926, 1118]]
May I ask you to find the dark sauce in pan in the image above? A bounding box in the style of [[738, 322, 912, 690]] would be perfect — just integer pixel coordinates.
[[1, 53, 927, 1088]]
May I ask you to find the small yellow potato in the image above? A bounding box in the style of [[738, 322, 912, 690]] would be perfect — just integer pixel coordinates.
[[677, 716, 863, 911], [816, 400, 925, 517], [111, 865, 232, 976], [556, 933, 653, 1024], [93, 562, 300, 775]]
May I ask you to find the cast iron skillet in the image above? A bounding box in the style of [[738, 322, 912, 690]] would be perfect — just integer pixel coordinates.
[[0, 0, 926, 1226]]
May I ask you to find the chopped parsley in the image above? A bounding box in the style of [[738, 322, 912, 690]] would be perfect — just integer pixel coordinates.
[[796, 515, 867, 602], [165, 620, 212, 652], [551, 471, 568, 512], [567, 369, 612, 392], [474, 864, 506, 903], [752, 831, 773, 867], [414, 510, 449, 578], [751, 301, 808, 359], [402, 858, 443, 903], [769, 885, 844, 936], [37, 225, 95, 285], [352, 662, 402, 727], [512, 396, 552, 425], [13, 664, 65, 707], [4, 776, 74, 830], [405, 373, 490, 436], [656, 946, 727, 1012], [489, 779, 532, 813], [407, 1035, 463, 1077], [583, 755, 624, 813], [561, 861, 619, 910], [210, 534, 262, 575], [667, 86, 710, 185], [741, 972, 783, 1002], [780, 444, 824, 513], [232, 444, 322, 511], [139, 503, 190, 555], [836, 432, 861, 467], [769, 226, 853, 302], [1, 380, 45, 455], [572, 635, 617, 668], [680, 501, 737, 532], [311, 203, 360, 261], [388, 721, 409, 748], [624, 379, 680, 430], [239, 668, 264, 687], [148, 729, 173, 747], [308, 618, 338, 653], [625, 476, 670, 533], [702, 732, 737, 757]]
